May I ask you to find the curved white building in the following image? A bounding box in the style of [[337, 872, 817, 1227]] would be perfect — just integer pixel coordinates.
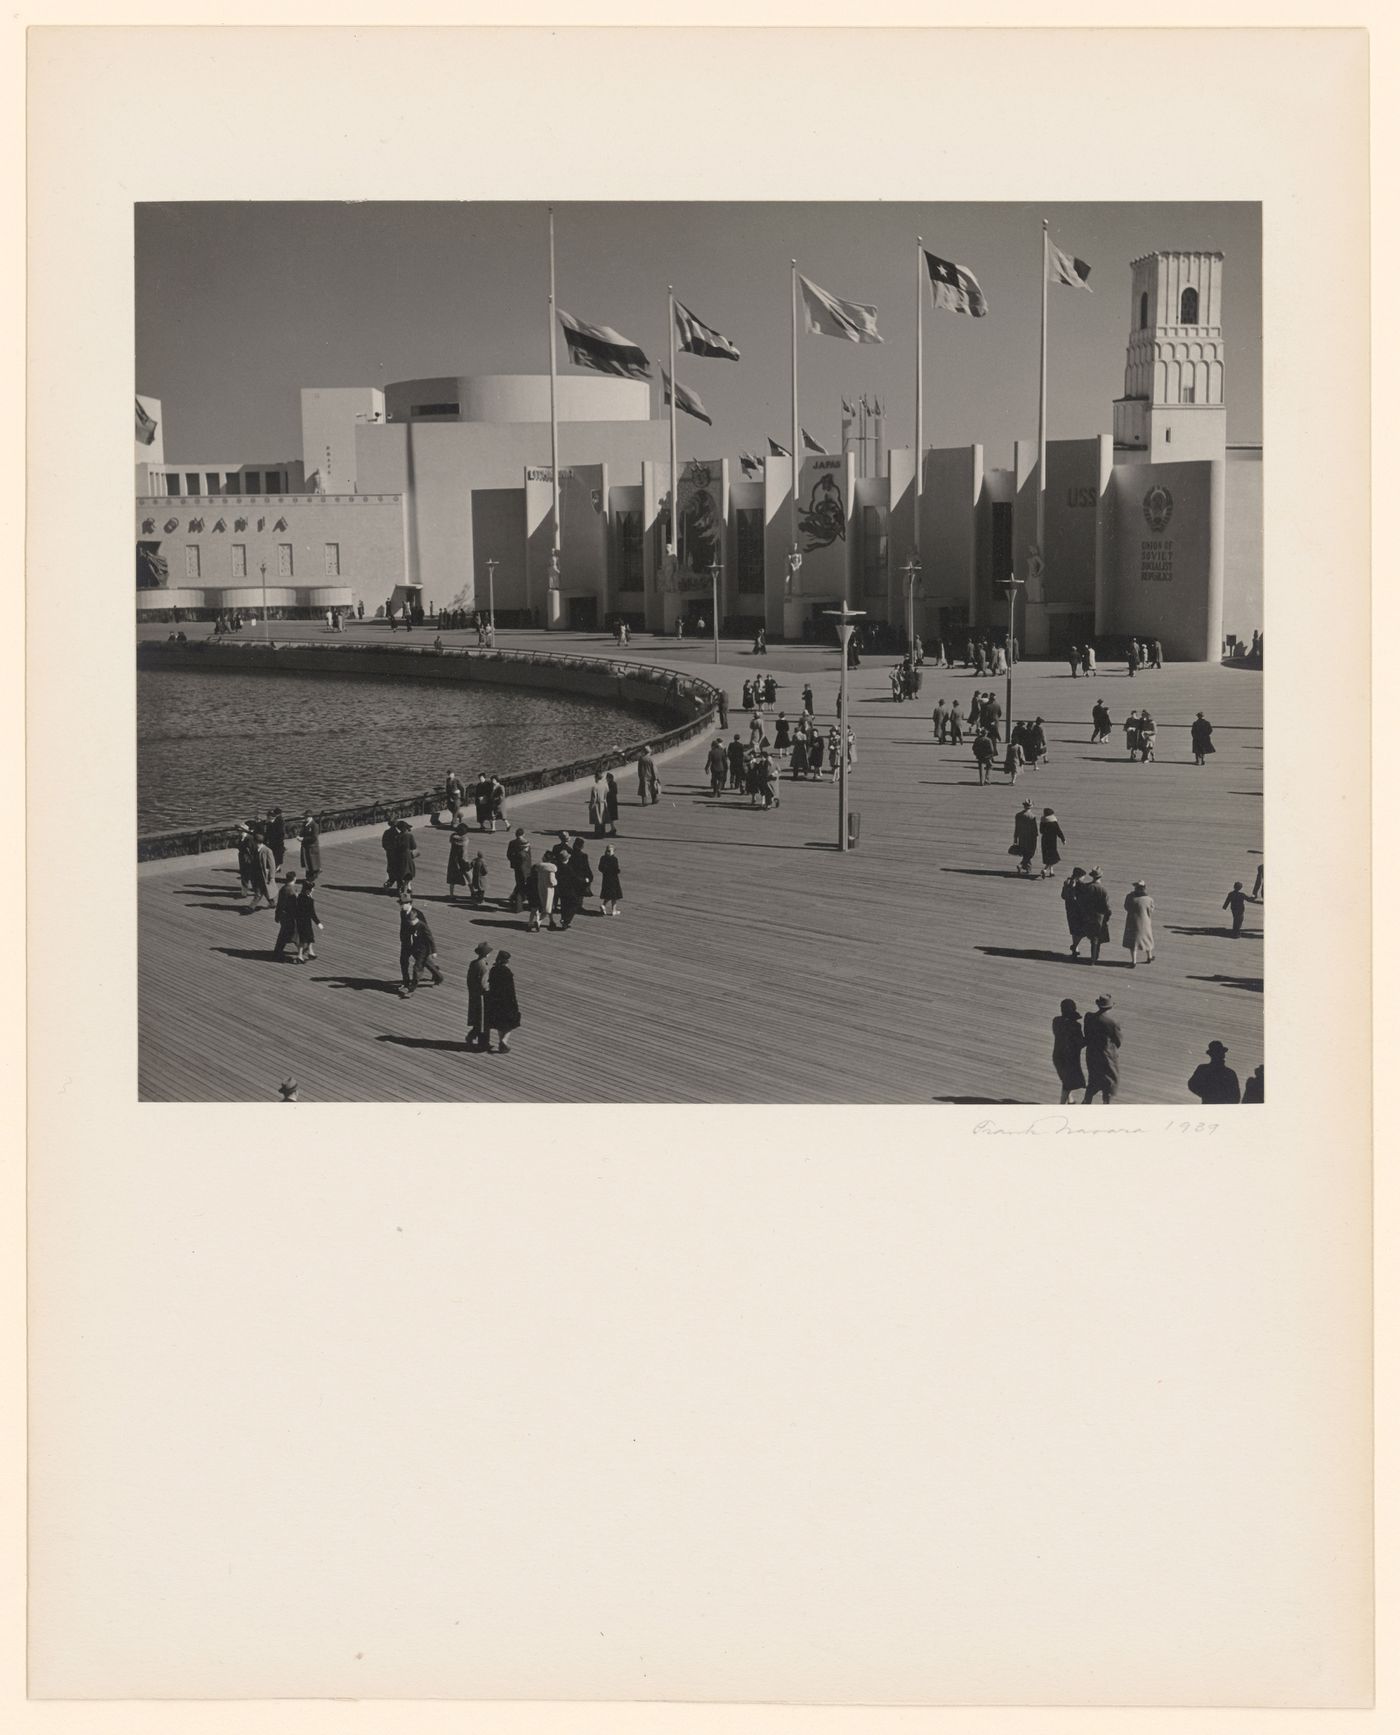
[[383, 373, 650, 426]]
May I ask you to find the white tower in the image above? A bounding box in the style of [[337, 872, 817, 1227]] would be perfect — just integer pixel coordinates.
[[1112, 251, 1226, 464]]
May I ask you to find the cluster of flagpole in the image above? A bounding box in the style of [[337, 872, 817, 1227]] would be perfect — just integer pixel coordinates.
[[543, 210, 1091, 635]]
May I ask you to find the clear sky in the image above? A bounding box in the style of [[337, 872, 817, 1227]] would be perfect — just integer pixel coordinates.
[[136, 201, 1260, 470]]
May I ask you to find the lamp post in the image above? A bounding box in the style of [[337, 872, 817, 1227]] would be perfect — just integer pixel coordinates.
[[901, 552, 922, 657], [485, 558, 498, 640], [822, 602, 866, 852], [259, 559, 268, 643], [705, 562, 721, 666], [997, 572, 1025, 732]]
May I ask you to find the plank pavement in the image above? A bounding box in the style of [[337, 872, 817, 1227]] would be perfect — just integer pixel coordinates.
[[137, 629, 1263, 1103]]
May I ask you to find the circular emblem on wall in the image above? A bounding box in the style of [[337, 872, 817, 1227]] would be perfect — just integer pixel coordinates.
[[1142, 485, 1174, 534]]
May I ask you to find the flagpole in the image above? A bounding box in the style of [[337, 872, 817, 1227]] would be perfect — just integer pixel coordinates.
[[790, 260, 800, 561], [668, 286, 679, 566], [915, 234, 924, 561], [548, 207, 561, 628], [1034, 217, 1049, 659]]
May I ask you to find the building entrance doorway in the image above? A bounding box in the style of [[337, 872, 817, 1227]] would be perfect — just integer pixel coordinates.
[[567, 595, 599, 632]]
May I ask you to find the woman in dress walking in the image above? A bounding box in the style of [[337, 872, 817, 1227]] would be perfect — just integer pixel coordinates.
[[1038, 807, 1065, 879], [1122, 878, 1155, 966], [1051, 999, 1087, 1105], [599, 844, 623, 916], [483, 950, 521, 1053]]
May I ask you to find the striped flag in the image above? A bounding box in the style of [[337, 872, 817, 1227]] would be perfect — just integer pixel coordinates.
[[135, 396, 158, 445], [739, 451, 764, 478], [923, 251, 989, 318], [661, 370, 712, 426], [674, 300, 741, 361], [1049, 242, 1092, 291], [558, 309, 652, 380], [802, 428, 827, 454], [768, 437, 792, 457], [799, 274, 883, 344]]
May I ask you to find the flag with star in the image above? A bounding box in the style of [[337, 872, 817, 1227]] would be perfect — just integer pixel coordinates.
[[922, 251, 989, 318]]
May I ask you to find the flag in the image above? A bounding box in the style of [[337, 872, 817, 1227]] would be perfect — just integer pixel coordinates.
[[674, 299, 741, 361], [802, 428, 827, 454], [799, 274, 883, 344], [739, 451, 764, 477], [135, 397, 158, 445], [842, 397, 856, 417], [558, 309, 652, 380], [662, 369, 712, 426], [922, 251, 989, 318], [872, 395, 884, 417], [768, 437, 791, 457], [1049, 242, 1092, 291]]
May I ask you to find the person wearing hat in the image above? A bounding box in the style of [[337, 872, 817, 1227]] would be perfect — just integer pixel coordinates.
[[397, 907, 443, 997], [529, 852, 559, 932], [1090, 700, 1111, 744], [1051, 998, 1087, 1105], [557, 837, 594, 929], [1009, 800, 1038, 874], [272, 870, 300, 960], [1124, 709, 1142, 760], [389, 820, 417, 899], [637, 744, 660, 806], [1137, 710, 1157, 763], [466, 942, 494, 1048], [972, 728, 996, 786], [484, 949, 521, 1054], [1061, 867, 1089, 957], [294, 872, 323, 963], [299, 810, 321, 880], [1078, 868, 1112, 965], [506, 826, 533, 911], [1190, 712, 1216, 765], [1122, 879, 1155, 965], [235, 822, 253, 891], [1188, 1041, 1241, 1104], [1242, 1064, 1264, 1104], [246, 825, 276, 911], [1083, 995, 1124, 1105], [1038, 807, 1065, 879]]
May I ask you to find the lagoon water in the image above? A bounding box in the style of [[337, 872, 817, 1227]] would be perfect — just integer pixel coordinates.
[[137, 667, 655, 834]]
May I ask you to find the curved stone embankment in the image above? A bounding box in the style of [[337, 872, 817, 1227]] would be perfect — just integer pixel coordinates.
[[136, 639, 724, 861]]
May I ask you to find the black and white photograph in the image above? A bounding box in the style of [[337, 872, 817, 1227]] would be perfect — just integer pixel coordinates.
[[135, 198, 1263, 1104]]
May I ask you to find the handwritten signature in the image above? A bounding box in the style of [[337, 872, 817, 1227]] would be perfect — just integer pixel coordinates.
[[972, 1118, 1220, 1136]]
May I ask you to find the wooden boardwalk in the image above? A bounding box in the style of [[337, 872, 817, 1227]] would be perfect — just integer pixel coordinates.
[[137, 629, 1262, 1103]]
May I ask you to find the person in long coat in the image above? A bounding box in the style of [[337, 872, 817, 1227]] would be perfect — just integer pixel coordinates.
[[741, 678, 754, 710], [380, 820, 397, 888], [973, 731, 996, 785], [1188, 1041, 1241, 1104], [1026, 718, 1048, 768], [389, 821, 417, 897], [465, 941, 493, 1043], [293, 876, 323, 962], [557, 839, 594, 929], [1038, 808, 1065, 877], [809, 731, 826, 778], [1061, 867, 1088, 957], [726, 734, 746, 790], [1137, 712, 1157, 763], [247, 828, 276, 909], [467, 850, 488, 905], [1051, 999, 1087, 1104], [1079, 869, 1112, 964], [947, 701, 964, 745], [1090, 702, 1111, 744], [273, 870, 300, 959], [1125, 710, 1142, 760], [604, 772, 620, 834], [790, 732, 809, 779], [446, 822, 470, 896], [266, 807, 287, 870], [1083, 994, 1123, 1104], [1190, 712, 1216, 765], [473, 775, 492, 829], [529, 857, 558, 932], [706, 737, 728, 795], [506, 827, 533, 911], [1003, 736, 1024, 783], [1010, 800, 1038, 874], [1122, 879, 1155, 965], [932, 700, 948, 743], [1083, 644, 1096, 675], [235, 823, 253, 890], [599, 845, 623, 915], [1067, 644, 1080, 678], [483, 950, 521, 1053], [588, 774, 609, 838], [801, 682, 814, 716], [637, 746, 660, 805], [298, 812, 322, 880]]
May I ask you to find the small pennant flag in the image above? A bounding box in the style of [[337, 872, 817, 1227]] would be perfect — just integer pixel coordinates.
[[842, 397, 856, 417], [558, 309, 652, 380], [674, 300, 741, 361], [1049, 242, 1092, 291], [802, 428, 827, 454], [923, 251, 989, 318], [661, 369, 712, 426], [739, 451, 764, 477], [872, 395, 884, 417], [135, 397, 158, 445], [799, 274, 883, 344], [768, 437, 792, 457]]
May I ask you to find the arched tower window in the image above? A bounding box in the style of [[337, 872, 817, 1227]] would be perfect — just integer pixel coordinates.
[[1139, 290, 1148, 330], [1180, 285, 1199, 324]]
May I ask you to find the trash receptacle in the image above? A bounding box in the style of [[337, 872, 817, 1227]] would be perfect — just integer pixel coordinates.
[[847, 811, 860, 849]]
